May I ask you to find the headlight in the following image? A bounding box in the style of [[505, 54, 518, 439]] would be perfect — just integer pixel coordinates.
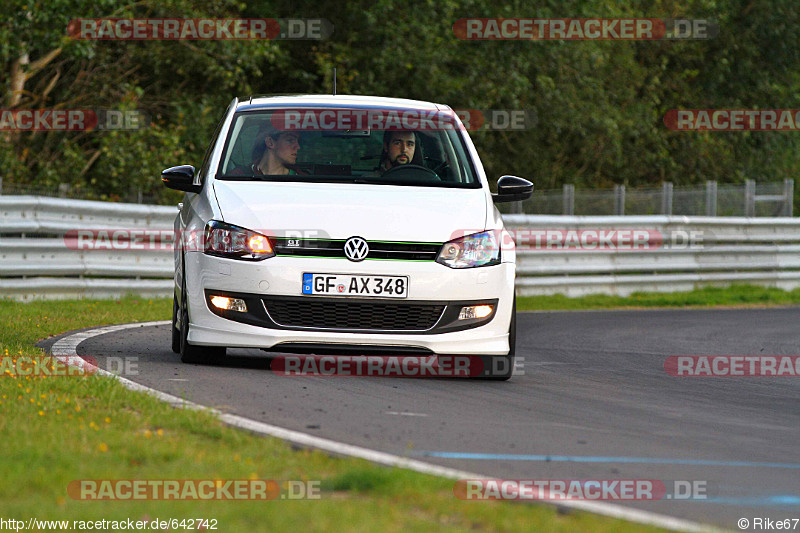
[[436, 231, 500, 268], [204, 220, 274, 261]]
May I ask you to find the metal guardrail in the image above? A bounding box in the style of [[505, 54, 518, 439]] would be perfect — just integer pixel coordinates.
[[504, 215, 800, 296], [4, 196, 800, 300], [0, 196, 175, 300], [0, 195, 175, 231]]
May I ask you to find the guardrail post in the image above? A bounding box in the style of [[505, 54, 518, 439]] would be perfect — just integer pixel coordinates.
[[58, 183, 70, 198], [661, 182, 673, 215], [0, 177, 3, 196], [745, 179, 756, 217], [613, 184, 625, 215], [705, 181, 717, 216], [563, 184, 575, 215], [783, 178, 794, 216]]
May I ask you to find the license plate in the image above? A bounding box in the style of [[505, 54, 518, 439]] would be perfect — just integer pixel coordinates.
[[302, 273, 408, 298]]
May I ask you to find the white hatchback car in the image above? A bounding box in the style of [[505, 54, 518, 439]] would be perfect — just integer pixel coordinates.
[[162, 95, 532, 380]]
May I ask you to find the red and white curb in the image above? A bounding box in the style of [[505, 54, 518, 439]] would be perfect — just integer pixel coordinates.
[[51, 321, 719, 533]]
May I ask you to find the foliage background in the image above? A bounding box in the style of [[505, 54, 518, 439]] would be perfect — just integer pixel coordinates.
[[1, 0, 798, 204]]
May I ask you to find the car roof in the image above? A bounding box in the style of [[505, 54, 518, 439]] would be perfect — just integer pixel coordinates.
[[236, 94, 450, 113]]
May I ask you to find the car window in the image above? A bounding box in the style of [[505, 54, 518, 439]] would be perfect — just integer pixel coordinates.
[[217, 108, 480, 188]]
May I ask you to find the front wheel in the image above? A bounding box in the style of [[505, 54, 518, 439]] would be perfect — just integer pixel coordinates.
[[179, 263, 226, 364], [171, 292, 181, 354]]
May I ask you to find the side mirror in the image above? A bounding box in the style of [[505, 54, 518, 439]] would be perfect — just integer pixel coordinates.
[[492, 175, 533, 203], [161, 165, 201, 193]]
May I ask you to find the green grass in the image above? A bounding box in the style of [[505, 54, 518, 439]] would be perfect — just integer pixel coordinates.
[[0, 296, 666, 532], [518, 284, 800, 311]]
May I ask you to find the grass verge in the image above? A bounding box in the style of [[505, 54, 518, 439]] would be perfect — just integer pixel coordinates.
[[518, 284, 800, 311], [0, 296, 666, 532]]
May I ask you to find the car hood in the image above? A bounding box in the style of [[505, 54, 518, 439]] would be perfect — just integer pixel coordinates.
[[212, 180, 488, 242]]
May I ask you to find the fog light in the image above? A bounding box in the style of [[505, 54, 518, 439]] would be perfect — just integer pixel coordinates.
[[458, 304, 494, 320], [210, 296, 247, 312]]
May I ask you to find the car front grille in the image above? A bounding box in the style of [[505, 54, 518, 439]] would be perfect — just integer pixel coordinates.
[[263, 297, 446, 331], [271, 238, 441, 261]]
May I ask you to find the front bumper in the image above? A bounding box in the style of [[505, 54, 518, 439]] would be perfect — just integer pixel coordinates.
[[184, 252, 515, 355]]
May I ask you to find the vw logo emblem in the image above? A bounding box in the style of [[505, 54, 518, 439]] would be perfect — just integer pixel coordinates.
[[344, 237, 369, 262]]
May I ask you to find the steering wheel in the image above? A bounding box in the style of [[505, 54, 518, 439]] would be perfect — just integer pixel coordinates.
[[381, 164, 442, 181], [424, 157, 450, 177]]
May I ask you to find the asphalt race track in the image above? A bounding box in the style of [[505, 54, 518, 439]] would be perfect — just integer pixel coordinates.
[[42, 308, 800, 530]]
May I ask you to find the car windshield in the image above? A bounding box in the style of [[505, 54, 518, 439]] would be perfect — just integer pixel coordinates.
[[216, 108, 480, 188]]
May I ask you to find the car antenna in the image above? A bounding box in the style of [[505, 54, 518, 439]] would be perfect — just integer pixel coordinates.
[[332, 68, 337, 95]]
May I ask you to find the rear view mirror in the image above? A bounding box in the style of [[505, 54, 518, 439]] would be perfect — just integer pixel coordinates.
[[161, 165, 201, 193], [492, 175, 533, 203]]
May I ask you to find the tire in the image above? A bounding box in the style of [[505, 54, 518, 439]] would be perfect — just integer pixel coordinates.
[[171, 292, 181, 354], [179, 259, 225, 365], [475, 294, 516, 381]]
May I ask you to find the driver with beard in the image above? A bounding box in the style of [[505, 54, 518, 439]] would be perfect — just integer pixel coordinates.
[[363, 130, 424, 177]]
